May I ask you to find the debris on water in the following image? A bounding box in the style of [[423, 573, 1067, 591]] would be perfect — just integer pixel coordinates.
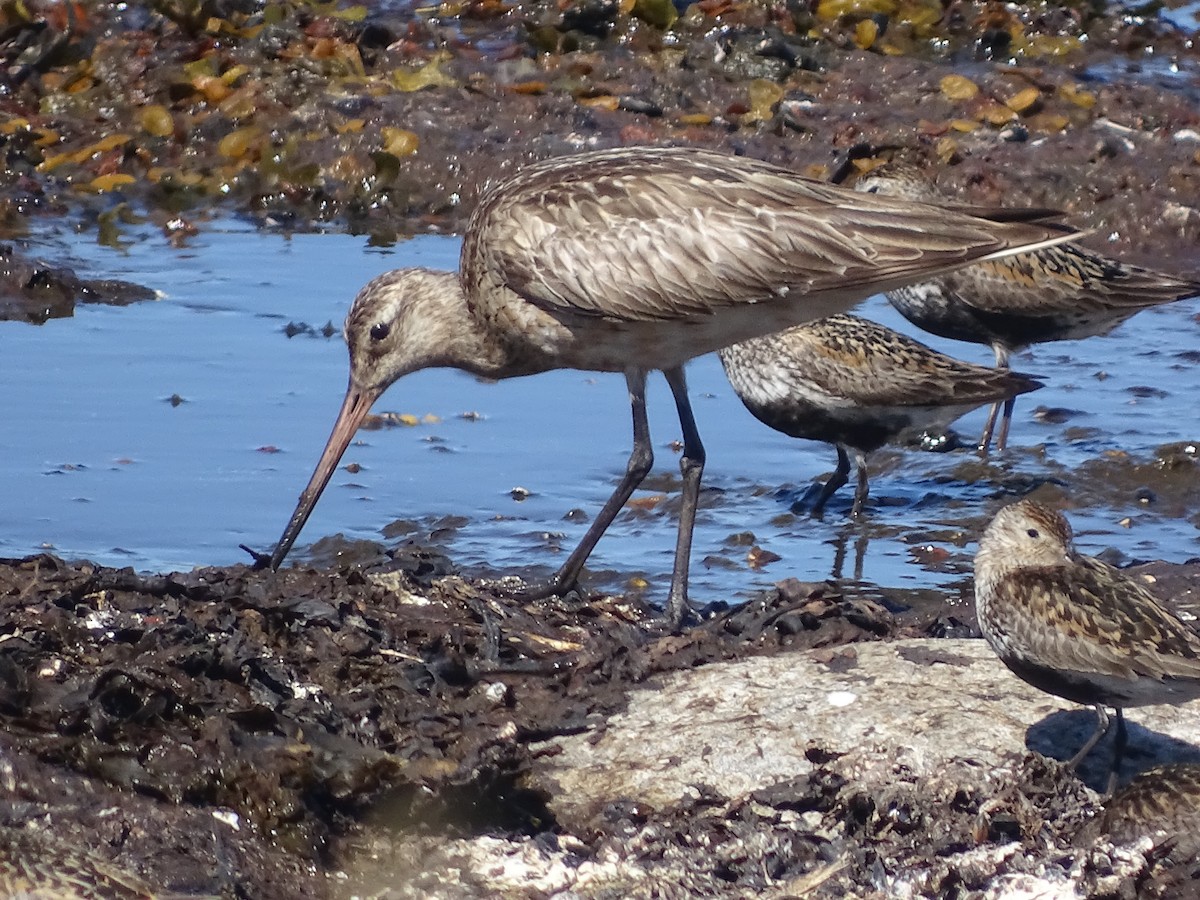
[[1033, 406, 1083, 424], [1127, 385, 1170, 400], [747, 545, 782, 569]]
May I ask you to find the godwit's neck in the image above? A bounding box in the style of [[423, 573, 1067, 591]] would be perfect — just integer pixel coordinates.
[[416, 270, 516, 379]]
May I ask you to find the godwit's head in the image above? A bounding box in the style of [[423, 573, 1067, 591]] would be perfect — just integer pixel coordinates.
[[344, 268, 466, 394], [267, 267, 461, 570]]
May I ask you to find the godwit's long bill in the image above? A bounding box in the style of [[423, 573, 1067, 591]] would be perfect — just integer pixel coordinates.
[[263, 145, 1080, 627]]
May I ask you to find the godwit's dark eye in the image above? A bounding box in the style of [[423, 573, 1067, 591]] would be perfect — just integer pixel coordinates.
[[370, 322, 390, 341], [1026, 528, 1040, 538]]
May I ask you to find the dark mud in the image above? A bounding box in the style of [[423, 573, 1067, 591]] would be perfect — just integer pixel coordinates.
[[0, 552, 905, 896], [3, 1, 1200, 897], [2, 551, 1198, 896]]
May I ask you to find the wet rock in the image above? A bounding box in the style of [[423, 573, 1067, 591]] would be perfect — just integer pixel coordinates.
[[560, 0, 621, 38], [0, 243, 155, 324]]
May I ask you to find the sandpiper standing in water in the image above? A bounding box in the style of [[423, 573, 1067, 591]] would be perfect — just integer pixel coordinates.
[[854, 164, 1200, 452], [256, 145, 1080, 627], [718, 314, 1042, 516], [974, 499, 1200, 793]]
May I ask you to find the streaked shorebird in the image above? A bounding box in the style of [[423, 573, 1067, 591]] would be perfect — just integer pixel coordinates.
[[974, 499, 1200, 793], [258, 145, 1080, 626], [0, 825, 217, 899], [855, 163, 1200, 452], [1100, 763, 1200, 844], [718, 314, 1042, 516]]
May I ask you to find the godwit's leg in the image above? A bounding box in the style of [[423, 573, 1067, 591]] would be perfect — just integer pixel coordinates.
[[663, 366, 705, 628], [1067, 704, 1112, 771], [978, 344, 1012, 453], [850, 449, 870, 518], [812, 446, 851, 514], [995, 396, 1017, 452], [524, 369, 654, 600]]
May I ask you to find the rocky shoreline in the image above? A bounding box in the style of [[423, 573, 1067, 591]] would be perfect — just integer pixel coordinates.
[[2, 1, 1199, 897]]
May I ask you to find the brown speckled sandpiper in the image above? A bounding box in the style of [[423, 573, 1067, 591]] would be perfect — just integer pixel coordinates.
[[718, 314, 1042, 516], [1099, 762, 1200, 849], [856, 164, 1200, 452], [975, 499, 1200, 792], [258, 145, 1079, 626], [0, 825, 210, 898]]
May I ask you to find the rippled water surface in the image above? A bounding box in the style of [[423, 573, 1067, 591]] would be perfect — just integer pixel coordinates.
[[2, 217, 1198, 611]]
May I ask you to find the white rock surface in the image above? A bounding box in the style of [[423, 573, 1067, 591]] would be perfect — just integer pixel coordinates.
[[534, 638, 1200, 822]]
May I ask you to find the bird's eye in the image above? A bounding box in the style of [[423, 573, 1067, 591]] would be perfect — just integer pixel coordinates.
[[865, 185, 880, 193], [1026, 528, 1040, 538], [370, 322, 390, 341]]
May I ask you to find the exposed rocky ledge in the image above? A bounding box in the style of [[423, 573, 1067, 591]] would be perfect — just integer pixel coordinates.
[[345, 638, 1200, 897]]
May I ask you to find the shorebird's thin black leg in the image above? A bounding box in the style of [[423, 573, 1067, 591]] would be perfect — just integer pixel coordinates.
[[526, 369, 654, 601], [850, 449, 870, 518], [1106, 708, 1129, 796], [978, 345, 1012, 453], [813, 446, 851, 513], [1068, 704, 1113, 770], [664, 366, 705, 629], [979, 402, 1002, 454]]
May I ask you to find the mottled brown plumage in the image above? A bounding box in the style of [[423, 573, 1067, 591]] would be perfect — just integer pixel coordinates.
[[856, 164, 1200, 452], [263, 146, 1080, 626], [1078, 762, 1200, 893], [975, 499, 1200, 789], [0, 826, 214, 899], [1100, 763, 1200, 848], [718, 314, 1041, 516]]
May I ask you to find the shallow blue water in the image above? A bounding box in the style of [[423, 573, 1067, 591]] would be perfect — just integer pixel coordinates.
[[1, 216, 1198, 610]]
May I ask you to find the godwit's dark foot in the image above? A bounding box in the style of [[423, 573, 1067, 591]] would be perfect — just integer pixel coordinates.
[[240, 544, 274, 570], [490, 571, 590, 605], [664, 595, 702, 631]]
